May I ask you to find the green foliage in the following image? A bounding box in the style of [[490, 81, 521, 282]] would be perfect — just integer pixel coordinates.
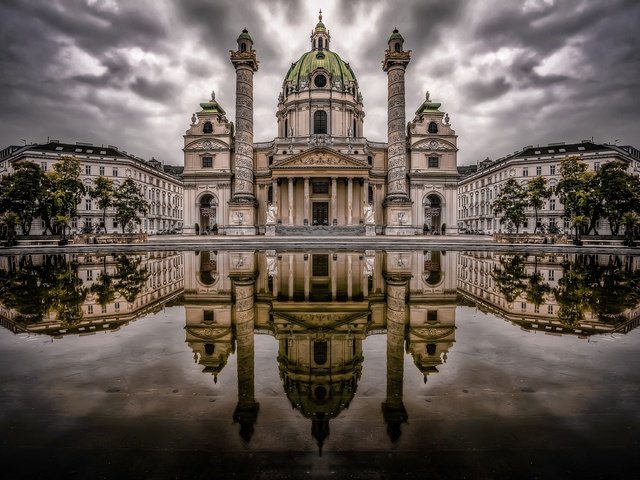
[[556, 156, 602, 235], [114, 178, 148, 234], [0, 162, 46, 235], [0, 212, 20, 246], [39, 156, 85, 235], [598, 161, 640, 235], [493, 178, 528, 233], [526, 176, 552, 233], [491, 255, 528, 303], [89, 176, 116, 233]]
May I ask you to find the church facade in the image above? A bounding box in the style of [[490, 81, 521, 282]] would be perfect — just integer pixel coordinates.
[[182, 13, 459, 236]]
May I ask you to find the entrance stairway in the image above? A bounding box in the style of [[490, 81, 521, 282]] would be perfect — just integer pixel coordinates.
[[275, 225, 366, 236]]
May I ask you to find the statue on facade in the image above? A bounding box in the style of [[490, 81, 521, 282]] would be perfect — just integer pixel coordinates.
[[191, 113, 197, 125], [266, 204, 278, 224], [364, 203, 375, 224], [266, 256, 278, 277], [363, 256, 374, 277]]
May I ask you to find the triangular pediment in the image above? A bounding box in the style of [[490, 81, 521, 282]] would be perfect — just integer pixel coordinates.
[[272, 147, 369, 169]]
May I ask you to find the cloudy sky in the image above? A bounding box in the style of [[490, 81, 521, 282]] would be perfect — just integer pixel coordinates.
[[1, 0, 638, 166]]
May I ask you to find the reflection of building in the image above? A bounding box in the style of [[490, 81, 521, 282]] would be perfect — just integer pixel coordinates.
[[457, 142, 640, 235], [457, 251, 640, 336], [0, 142, 184, 234], [0, 252, 183, 337], [182, 13, 459, 236]]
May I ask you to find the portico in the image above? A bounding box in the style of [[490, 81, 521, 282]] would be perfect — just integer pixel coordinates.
[[267, 148, 371, 227]]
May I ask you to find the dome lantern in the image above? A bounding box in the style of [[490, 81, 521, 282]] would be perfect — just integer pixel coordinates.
[[310, 9, 331, 51]]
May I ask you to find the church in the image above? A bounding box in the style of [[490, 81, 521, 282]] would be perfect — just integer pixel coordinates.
[[182, 12, 459, 236]]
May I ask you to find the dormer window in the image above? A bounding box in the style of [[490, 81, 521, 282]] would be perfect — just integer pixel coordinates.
[[428, 121, 438, 134], [203, 121, 213, 134]]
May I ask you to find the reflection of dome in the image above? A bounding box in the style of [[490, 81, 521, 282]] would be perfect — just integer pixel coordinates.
[[285, 50, 356, 90]]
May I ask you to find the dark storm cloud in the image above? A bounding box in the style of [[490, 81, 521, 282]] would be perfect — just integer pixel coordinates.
[[0, 0, 639, 166]]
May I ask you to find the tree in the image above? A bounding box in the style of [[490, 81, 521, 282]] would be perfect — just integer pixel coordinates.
[[0, 212, 19, 246], [40, 156, 85, 237], [491, 255, 528, 303], [114, 178, 148, 234], [556, 156, 601, 235], [89, 176, 115, 233], [622, 211, 639, 246], [526, 176, 552, 234], [0, 162, 46, 235], [493, 178, 528, 234], [598, 162, 640, 235]]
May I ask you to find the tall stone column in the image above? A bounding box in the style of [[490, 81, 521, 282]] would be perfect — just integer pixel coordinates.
[[303, 177, 310, 226], [288, 177, 294, 225], [383, 28, 413, 235], [228, 29, 259, 235], [231, 272, 259, 442], [347, 177, 353, 225], [382, 272, 410, 442], [331, 177, 338, 225]]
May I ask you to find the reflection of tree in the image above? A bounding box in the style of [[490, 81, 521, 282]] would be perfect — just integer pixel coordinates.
[[491, 255, 528, 303], [526, 257, 551, 307], [90, 255, 116, 307], [553, 255, 640, 327], [0, 255, 86, 326], [113, 256, 150, 303]]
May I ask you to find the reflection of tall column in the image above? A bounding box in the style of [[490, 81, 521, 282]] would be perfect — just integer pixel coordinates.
[[382, 273, 410, 442], [228, 29, 259, 235], [331, 255, 337, 300], [288, 255, 294, 299], [304, 177, 310, 225], [347, 255, 353, 300], [304, 255, 310, 301], [331, 177, 337, 225], [231, 274, 258, 442]]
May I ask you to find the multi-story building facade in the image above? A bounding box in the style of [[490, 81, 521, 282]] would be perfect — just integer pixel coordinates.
[[0, 141, 184, 235], [183, 13, 459, 236], [457, 141, 640, 235]]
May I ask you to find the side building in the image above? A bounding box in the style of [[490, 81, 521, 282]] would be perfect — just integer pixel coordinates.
[[0, 141, 184, 235], [457, 141, 640, 235]]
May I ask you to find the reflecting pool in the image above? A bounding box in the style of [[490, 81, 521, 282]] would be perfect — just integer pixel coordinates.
[[1, 250, 639, 478]]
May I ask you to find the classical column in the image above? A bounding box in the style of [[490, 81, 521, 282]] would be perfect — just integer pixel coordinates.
[[231, 273, 259, 442], [347, 177, 353, 225], [383, 28, 413, 235], [331, 177, 338, 225], [304, 255, 310, 300], [228, 29, 259, 235], [288, 177, 294, 225], [363, 178, 369, 205], [303, 177, 310, 226], [382, 273, 410, 442], [331, 255, 337, 300], [347, 254, 353, 300], [272, 179, 278, 209], [288, 255, 294, 299]]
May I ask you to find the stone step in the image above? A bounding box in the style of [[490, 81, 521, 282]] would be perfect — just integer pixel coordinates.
[[275, 225, 366, 236]]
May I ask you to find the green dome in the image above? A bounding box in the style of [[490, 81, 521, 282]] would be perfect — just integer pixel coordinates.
[[238, 28, 252, 43], [315, 20, 326, 33], [285, 50, 356, 88], [388, 28, 403, 42]]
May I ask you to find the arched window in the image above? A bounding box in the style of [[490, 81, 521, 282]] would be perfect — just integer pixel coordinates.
[[203, 121, 213, 134], [314, 110, 327, 134], [240, 43, 246, 53], [394, 42, 401, 52], [352, 118, 357, 137], [284, 118, 288, 138], [318, 37, 324, 50], [314, 341, 328, 365], [428, 121, 438, 134]]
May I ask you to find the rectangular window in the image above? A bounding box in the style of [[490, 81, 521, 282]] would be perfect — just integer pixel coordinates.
[[101, 305, 107, 313], [594, 162, 600, 172], [536, 166, 542, 176], [550, 199, 556, 210], [85, 200, 92, 211], [41, 162, 47, 171], [267, 186, 273, 204], [112, 168, 118, 177], [312, 181, 329, 194], [548, 270, 555, 281], [428, 156, 440, 168], [521, 302, 526, 311], [368, 185, 374, 204], [113, 219, 118, 228], [87, 305, 93, 315], [534, 305, 540, 313], [85, 165, 91, 175], [547, 305, 554, 314], [203, 310, 214, 323], [99, 166, 105, 176], [426, 310, 438, 322], [523, 167, 529, 177], [114, 302, 120, 312], [550, 165, 556, 175], [312, 254, 329, 276], [202, 156, 213, 168], [86, 270, 93, 280], [523, 219, 529, 228]]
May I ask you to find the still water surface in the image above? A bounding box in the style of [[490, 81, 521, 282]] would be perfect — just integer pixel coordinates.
[[1, 250, 639, 478]]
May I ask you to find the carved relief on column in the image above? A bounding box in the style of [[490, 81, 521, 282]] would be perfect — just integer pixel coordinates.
[[382, 273, 410, 442], [230, 273, 259, 441], [230, 62, 258, 203], [383, 45, 411, 205]]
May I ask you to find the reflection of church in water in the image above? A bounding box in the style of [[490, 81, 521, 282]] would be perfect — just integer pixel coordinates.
[[183, 248, 458, 447], [182, 12, 459, 236]]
